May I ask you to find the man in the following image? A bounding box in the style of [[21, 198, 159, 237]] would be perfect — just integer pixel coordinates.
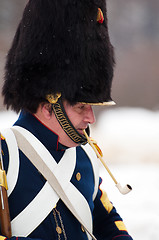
[[0, 0, 133, 239]]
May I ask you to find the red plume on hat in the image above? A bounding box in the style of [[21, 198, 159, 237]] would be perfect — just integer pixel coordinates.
[[2, 0, 115, 113]]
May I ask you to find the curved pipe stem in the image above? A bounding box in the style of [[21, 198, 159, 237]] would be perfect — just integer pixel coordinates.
[[83, 130, 132, 195]]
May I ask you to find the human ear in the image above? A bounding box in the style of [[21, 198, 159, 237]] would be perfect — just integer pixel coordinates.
[[41, 103, 52, 120]]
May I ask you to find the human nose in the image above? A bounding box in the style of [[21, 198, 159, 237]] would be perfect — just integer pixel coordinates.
[[84, 106, 96, 124]]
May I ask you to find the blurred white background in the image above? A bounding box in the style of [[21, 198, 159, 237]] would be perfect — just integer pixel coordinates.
[[91, 107, 159, 240]]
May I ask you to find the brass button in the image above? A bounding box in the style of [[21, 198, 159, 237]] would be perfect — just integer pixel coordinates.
[[76, 172, 81, 181], [81, 225, 85, 232], [56, 226, 62, 234]]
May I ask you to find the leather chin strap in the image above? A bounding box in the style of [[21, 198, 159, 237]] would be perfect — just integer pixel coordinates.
[[51, 98, 88, 145]]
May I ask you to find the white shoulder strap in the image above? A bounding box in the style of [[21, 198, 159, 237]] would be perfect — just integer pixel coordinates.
[[2, 127, 99, 201], [11, 181, 59, 237], [11, 126, 96, 240], [1, 128, 19, 196], [81, 144, 99, 200]]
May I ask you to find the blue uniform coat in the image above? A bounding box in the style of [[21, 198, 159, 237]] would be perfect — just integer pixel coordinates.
[[1, 112, 133, 240]]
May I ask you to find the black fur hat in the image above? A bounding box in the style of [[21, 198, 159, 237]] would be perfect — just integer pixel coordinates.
[[2, 0, 115, 113]]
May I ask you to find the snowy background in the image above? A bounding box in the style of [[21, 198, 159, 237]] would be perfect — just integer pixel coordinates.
[[0, 108, 159, 240], [92, 107, 159, 240]]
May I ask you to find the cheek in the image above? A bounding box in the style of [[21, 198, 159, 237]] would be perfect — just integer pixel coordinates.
[[64, 104, 83, 127], [71, 114, 82, 127], [67, 112, 83, 128]]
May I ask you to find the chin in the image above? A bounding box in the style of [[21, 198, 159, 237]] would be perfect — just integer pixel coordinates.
[[59, 134, 78, 148], [77, 129, 85, 135]]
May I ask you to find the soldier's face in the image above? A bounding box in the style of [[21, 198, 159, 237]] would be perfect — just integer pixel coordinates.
[[63, 101, 96, 136], [35, 100, 95, 147], [40, 100, 96, 147]]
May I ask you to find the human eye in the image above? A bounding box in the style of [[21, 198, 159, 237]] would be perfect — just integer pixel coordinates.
[[78, 104, 85, 109], [73, 103, 85, 112]]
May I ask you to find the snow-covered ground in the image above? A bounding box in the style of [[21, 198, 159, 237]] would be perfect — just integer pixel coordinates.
[[0, 108, 159, 240]]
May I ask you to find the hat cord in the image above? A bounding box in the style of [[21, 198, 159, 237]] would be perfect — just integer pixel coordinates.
[[52, 98, 87, 145]]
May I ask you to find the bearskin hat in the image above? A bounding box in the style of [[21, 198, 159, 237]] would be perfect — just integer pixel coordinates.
[[2, 0, 115, 113]]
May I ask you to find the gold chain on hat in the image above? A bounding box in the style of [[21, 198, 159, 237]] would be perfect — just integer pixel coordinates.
[[53, 207, 67, 240]]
